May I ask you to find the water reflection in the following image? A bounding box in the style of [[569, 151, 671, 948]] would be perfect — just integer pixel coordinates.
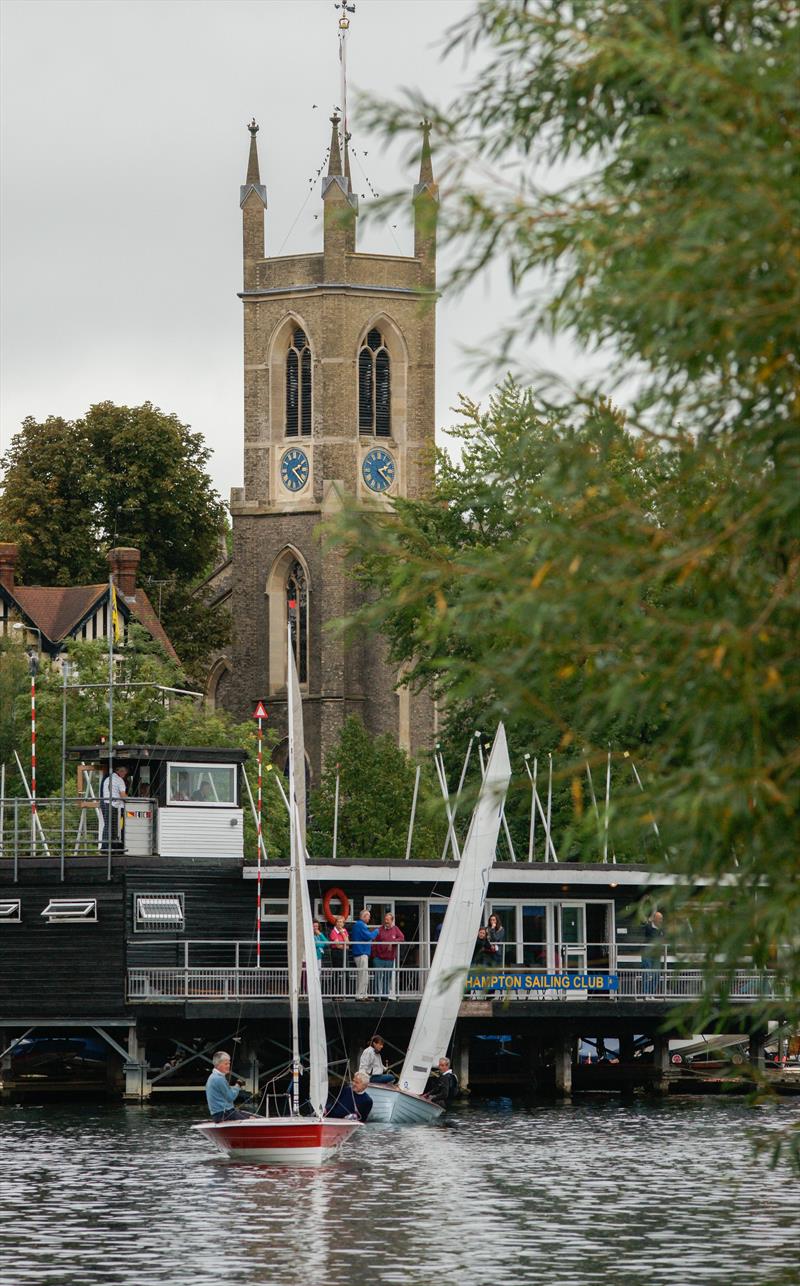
[[0, 1099, 797, 1285]]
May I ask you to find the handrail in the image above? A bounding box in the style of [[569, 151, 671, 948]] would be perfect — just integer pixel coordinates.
[[126, 960, 782, 1004]]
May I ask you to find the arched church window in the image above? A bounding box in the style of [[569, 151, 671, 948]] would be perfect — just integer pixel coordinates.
[[358, 328, 391, 437], [286, 559, 308, 684], [286, 328, 312, 437]]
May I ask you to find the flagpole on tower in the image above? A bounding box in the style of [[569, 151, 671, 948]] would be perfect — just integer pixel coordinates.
[[335, 1, 355, 153]]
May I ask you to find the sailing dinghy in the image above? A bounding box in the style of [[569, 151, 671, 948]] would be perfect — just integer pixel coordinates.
[[368, 724, 511, 1124], [193, 630, 361, 1164]]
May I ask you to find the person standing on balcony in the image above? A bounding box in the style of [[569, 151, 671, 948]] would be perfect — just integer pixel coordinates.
[[373, 912, 405, 999], [642, 910, 665, 995], [487, 913, 506, 966], [350, 908, 379, 1000], [100, 764, 128, 851], [329, 915, 349, 985]]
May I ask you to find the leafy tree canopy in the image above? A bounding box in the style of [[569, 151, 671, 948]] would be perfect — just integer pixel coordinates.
[[332, 0, 799, 1027], [0, 402, 230, 675]]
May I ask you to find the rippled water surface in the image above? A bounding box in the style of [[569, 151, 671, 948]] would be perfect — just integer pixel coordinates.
[[1, 1099, 797, 1286]]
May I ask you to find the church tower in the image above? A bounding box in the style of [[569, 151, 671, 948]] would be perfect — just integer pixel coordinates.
[[221, 110, 438, 777]]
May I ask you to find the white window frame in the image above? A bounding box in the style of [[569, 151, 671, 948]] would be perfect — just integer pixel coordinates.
[[0, 899, 21, 923], [134, 893, 185, 932], [166, 761, 237, 808], [260, 898, 289, 923], [41, 898, 97, 923]]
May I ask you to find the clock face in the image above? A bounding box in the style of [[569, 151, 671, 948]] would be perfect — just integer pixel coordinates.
[[362, 447, 396, 494], [280, 447, 310, 493]]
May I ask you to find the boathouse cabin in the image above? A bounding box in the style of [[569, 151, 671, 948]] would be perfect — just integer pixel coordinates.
[[69, 744, 247, 860]]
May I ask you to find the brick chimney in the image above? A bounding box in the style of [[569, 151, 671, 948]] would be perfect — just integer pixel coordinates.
[[108, 547, 140, 598], [0, 543, 18, 592]]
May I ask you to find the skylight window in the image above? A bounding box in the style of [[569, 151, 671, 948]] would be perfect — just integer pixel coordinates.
[[0, 899, 21, 923]]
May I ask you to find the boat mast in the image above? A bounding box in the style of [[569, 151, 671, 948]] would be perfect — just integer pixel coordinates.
[[287, 622, 301, 1117]]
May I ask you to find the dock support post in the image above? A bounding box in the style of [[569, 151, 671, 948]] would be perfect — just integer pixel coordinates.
[[554, 1032, 573, 1099], [748, 1029, 766, 1073], [651, 1034, 670, 1095], [619, 1032, 635, 1065], [123, 1021, 151, 1101], [453, 1032, 469, 1095]]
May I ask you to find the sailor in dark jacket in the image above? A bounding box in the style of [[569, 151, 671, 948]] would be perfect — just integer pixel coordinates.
[[424, 1057, 460, 1108], [325, 1071, 373, 1121]]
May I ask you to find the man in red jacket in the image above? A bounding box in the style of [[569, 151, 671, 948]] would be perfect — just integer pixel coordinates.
[[373, 912, 405, 999]]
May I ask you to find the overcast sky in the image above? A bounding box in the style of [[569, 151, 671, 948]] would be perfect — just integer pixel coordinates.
[[1, 0, 566, 501]]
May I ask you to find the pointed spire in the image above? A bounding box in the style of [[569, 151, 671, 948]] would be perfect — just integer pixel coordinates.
[[246, 118, 260, 183], [328, 112, 342, 177], [414, 120, 438, 199], [240, 118, 267, 211]]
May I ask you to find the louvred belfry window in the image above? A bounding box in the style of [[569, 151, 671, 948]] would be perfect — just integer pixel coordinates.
[[287, 560, 308, 684], [286, 328, 312, 437], [358, 329, 391, 436]]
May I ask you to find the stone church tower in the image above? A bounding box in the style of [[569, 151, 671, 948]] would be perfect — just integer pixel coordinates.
[[214, 115, 438, 779]]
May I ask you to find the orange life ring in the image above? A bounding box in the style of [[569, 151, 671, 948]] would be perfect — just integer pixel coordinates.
[[323, 887, 350, 925]]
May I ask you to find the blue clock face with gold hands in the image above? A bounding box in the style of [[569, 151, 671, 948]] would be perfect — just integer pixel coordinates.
[[362, 447, 395, 493], [281, 447, 309, 492]]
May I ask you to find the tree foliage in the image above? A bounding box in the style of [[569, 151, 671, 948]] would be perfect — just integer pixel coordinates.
[[308, 717, 447, 860], [332, 0, 799, 1024], [0, 402, 230, 674]]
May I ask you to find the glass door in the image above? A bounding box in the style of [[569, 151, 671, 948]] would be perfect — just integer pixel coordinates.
[[558, 903, 587, 971]]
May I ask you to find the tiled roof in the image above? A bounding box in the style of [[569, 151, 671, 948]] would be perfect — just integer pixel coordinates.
[[122, 589, 180, 664], [9, 583, 181, 666], [13, 585, 107, 643]]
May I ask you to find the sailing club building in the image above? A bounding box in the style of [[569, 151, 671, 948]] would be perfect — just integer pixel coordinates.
[[0, 742, 785, 1103]]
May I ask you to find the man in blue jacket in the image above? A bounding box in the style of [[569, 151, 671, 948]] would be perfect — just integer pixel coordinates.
[[350, 908, 379, 1000], [326, 1071, 373, 1121], [205, 1050, 252, 1121]]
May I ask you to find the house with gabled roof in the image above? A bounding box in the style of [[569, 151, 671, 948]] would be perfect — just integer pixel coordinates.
[[0, 543, 179, 664]]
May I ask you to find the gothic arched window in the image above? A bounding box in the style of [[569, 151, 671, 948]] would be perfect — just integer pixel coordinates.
[[358, 328, 391, 437], [286, 559, 308, 684], [285, 328, 312, 437]]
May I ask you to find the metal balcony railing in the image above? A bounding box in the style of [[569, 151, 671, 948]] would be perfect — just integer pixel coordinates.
[[125, 938, 782, 1004], [0, 795, 156, 874]]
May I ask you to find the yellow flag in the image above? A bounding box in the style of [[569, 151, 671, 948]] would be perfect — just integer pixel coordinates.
[[110, 581, 121, 643]]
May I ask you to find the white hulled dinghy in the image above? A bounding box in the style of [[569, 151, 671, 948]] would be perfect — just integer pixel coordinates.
[[193, 630, 361, 1164], [368, 725, 511, 1124]]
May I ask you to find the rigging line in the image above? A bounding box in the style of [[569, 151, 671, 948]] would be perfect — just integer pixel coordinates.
[[274, 145, 331, 257], [350, 146, 406, 256]]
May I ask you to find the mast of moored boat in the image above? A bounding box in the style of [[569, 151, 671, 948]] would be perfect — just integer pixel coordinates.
[[287, 623, 302, 1116]]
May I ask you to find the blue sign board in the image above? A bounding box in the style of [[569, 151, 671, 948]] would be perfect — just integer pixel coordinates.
[[465, 971, 619, 992]]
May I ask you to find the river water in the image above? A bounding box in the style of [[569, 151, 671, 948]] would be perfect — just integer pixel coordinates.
[[1, 1098, 797, 1286]]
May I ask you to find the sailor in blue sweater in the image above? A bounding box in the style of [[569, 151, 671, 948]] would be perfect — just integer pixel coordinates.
[[350, 909, 379, 1000], [325, 1071, 373, 1121], [205, 1050, 252, 1121]]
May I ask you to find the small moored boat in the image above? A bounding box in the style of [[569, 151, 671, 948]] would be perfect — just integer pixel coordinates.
[[193, 627, 362, 1164]]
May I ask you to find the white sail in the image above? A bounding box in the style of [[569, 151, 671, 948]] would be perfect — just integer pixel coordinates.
[[398, 724, 511, 1096], [287, 632, 328, 1117]]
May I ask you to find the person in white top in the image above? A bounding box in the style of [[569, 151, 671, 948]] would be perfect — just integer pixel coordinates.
[[358, 1035, 396, 1085], [100, 765, 128, 850]]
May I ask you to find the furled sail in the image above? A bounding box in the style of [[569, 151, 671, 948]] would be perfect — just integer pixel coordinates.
[[287, 632, 328, 1117], [398, 724, 511, 1096]]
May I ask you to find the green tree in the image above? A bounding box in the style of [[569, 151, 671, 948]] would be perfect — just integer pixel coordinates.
[[0, 402, 230, 675], [333, 0, 799, 1029], [308, 717, 447, 860]]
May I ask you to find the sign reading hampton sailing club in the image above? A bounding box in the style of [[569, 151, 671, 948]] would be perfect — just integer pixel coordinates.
[[465, 972, 619, 993]]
